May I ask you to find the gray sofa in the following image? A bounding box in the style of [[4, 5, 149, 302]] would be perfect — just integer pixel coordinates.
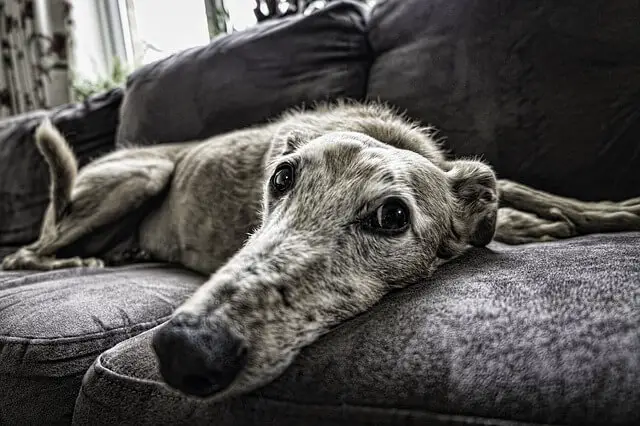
[[1, 1, 639, 425]]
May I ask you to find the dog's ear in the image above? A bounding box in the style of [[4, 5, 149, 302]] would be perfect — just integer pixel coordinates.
[[271, 126, 310, 156], [281, 129, 308, 156], [445, 160, 498, 247], [265, 126, 311, 170]]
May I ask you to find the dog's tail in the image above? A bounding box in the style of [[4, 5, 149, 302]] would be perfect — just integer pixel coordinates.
[[35, 118, 78, 221]]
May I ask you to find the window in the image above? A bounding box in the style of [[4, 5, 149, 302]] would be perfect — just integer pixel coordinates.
[[72, 0, 259, 82], [121, 0, 210, 66], [121, 0, 259, 66], [72, 1, 373, 83]]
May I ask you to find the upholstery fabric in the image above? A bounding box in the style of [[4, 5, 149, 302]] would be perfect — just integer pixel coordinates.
[[0, 88, 123, 253], [0, 0, 639, 424], [367, 0, 640, 201], [116, 1, 372, 147], [73, 233, 640, 426], [0, 264, 204, 425]]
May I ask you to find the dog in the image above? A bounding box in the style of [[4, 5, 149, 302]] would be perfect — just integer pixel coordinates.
[[2, 101, 639, 401]]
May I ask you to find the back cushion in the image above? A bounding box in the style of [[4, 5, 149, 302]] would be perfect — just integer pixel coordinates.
[[116, 1, 372, 146], [367, 0, 640, 201]]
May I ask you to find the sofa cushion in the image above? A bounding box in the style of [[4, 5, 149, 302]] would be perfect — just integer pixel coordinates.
[[73, 233, 640, 426], [0, 263, 204, 425], [116, 1, 371, 147], [0, 88, 123, 254], [367, 0, 640, 201]]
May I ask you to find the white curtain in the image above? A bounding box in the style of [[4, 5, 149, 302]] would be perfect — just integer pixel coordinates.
[[0, 0, 74, 119]]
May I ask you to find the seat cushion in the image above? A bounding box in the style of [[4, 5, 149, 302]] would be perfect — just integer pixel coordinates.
[[116, 1, 371, 148], [0, 263, 204, 425], [73, 233, 640, 426]]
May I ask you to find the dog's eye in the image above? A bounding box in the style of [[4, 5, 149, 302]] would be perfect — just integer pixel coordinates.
[[271, 163, 295, 194], [363, 199, 410, 234]]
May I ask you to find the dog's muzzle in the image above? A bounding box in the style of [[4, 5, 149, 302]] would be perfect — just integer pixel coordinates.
[[152, 313, 248, 397]]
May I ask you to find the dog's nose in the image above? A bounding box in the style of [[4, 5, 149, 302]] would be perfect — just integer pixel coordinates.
[[152, 313, 247, 397]]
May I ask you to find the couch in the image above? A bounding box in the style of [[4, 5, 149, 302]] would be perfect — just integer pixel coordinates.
[[1, 0, 639, 424]]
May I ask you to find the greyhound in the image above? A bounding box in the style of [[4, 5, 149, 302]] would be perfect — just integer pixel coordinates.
[[2, 101, 639, 401]]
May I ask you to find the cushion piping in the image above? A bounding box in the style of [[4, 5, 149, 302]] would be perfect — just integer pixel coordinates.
[[88, 352, 559, 426], [0, 316, 170, 344]]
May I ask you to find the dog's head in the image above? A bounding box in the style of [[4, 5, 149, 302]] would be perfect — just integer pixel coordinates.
[[152, 129, 498, 400]]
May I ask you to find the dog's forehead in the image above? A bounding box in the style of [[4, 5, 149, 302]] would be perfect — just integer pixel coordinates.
[[282, 131, 450, 215], [297, 131, 439, 183], [300, 131, 383, 161]]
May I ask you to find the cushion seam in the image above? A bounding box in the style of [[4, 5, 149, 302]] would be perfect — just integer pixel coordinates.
[[0, 316, 170, 344]]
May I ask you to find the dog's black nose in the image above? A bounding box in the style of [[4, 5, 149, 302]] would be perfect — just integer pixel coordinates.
[[152, 313, 247, 397]]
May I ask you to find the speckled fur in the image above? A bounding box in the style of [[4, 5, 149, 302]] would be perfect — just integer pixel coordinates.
[[2, 101, 639, 400]]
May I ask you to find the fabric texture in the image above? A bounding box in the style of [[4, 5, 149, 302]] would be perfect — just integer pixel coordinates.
[[0, 0, 74, 118], [0, 88, 123, 253], [367, 0, 640, 201], [0, 1, 639, 425], [72, 233, 640, 426], [0, 263, 204, 425], [116, 1, 372, 147]]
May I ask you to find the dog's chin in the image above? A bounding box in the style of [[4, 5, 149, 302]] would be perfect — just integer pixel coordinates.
[[159, 377, 246, 402], [161, 363, 291, 402], [162, 383, 239, 402]]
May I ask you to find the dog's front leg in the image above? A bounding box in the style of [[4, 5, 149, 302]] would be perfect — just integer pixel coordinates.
[[495, 179, 640, 244], [494, 207, 576, 244]]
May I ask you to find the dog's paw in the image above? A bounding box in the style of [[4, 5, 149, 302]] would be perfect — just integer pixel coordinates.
[[81, 257, 105, 268], [1, 250, 105, 271], [560, 199, 640, 234], [1, 249, 37, 270], [1, 252, 20, 270]]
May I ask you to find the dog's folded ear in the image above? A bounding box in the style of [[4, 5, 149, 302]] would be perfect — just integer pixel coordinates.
[[269, 126, 310, 159], [445, 160, 499, 247]]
